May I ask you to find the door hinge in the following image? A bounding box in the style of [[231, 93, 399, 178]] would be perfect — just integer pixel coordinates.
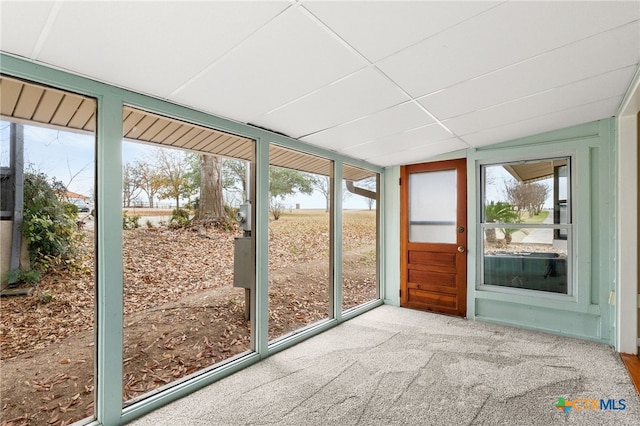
[[399, 289, 402, 297], [399, 177, 401, 186]]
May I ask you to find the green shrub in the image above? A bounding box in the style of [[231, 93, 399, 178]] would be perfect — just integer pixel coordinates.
[[169, 208, 190, 228], [3, 268, 41, 285], [62, 201, 79, 217], [224, 205, 239, 222], [21, 172, 80, 271], [123, 211, 141, 229]]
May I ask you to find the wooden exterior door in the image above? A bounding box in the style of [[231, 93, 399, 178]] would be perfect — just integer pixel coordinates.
[[400, 159, 467, 316]]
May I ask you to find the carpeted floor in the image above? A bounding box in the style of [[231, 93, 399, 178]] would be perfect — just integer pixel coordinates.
[[128, 305, 639, 425]]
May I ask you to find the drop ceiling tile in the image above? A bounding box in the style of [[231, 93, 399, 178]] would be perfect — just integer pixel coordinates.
[[302, 1, 499, 62], [419, 22, 640, 120], [172, 7, 368, 123], [378, 1, 640, 97], [250, 67, 409, 138], [34, 1, 289, 98], [365, 138, 469, 167], [300, 102, 433, 151], [461, 96, 623, 148], [339, 122, 454, 160], [0, 1, 55, 56], [444, 66, 635, 136]]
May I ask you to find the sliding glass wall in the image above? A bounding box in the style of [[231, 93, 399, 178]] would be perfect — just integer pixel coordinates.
[[267, 145, 333, 341], [121, 108, 255, 405], [0, 61, 383, 424], [0, 76, 97, 425], [342, 165, 379, 312]]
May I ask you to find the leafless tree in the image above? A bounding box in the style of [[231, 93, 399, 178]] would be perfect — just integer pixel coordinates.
[[504, 179, 550, 218], [134, 158, 163, 208], [122, 163, 142, 207]]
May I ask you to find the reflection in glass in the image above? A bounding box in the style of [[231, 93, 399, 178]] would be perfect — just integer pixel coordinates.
[[483, 227, 568, 294]]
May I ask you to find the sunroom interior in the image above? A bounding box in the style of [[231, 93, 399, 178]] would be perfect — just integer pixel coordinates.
[[1, 1, 639, 425]]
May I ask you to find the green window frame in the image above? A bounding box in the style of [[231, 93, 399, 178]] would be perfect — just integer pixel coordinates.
[[479, 157, 572, 296]]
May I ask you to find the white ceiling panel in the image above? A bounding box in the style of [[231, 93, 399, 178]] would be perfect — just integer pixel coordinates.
[[301, 1, 500, 62], [171, 6, 368, 123], [301, 102, 433, 151], [445, 66, 635, 137], [340, 122, 455, 160], [461, 96, 624, 148], [1, 1, 638, 168], [0, 1, 55, 56], [377, 1, 640, 98], [33, 1, 290, 98], [366, 138, 469, 167], [250, 67, 409, 138], [419, 22, 640, 120]]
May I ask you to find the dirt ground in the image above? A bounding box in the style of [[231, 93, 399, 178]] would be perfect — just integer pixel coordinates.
[[0, 210, 377, 426]]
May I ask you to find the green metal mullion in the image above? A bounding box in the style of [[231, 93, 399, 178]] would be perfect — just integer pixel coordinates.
[[255, 137, 269, 357], [375, 171, 383, 303], [95, 93, 124, 425], [333, 160, 343, 322]]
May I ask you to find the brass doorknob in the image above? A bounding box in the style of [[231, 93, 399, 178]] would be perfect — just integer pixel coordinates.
[[457, 246, 465, 253]]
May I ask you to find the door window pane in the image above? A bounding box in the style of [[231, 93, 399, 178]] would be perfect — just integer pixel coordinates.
[[409, 170, 456, 243]]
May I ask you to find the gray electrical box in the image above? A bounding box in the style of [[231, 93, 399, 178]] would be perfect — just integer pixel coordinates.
[[236, 203, 251, 232], [233, 236, 253, 289]]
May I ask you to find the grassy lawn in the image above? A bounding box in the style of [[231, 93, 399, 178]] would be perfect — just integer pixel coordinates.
[[521, 210, 549, 224]]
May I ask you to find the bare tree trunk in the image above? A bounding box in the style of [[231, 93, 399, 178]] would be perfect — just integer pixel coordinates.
[[196, 154, 224, 221]]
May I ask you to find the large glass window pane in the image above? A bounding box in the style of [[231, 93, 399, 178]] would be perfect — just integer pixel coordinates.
[[483, 159, 569, 224], [1, 76, 97, 425], [483, 227, 569, 293], [481, 158, 571, 295], [409, 170, 456, 243], [342, 165, 378, 311], [268, 145, 332, 341], [121, 108, 254, 405]]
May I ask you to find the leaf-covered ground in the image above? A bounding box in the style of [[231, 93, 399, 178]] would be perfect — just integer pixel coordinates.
[[0, 210, 377, 426]]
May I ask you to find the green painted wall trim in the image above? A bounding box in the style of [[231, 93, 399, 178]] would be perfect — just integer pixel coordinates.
[[467, 119, 616, 345], [333, 161, 343, 322], [95, 93, 124, 425], [382, 166, 400, 306]]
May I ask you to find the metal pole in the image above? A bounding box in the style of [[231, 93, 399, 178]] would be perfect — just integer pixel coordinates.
[[8, 123, 24, 285]]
